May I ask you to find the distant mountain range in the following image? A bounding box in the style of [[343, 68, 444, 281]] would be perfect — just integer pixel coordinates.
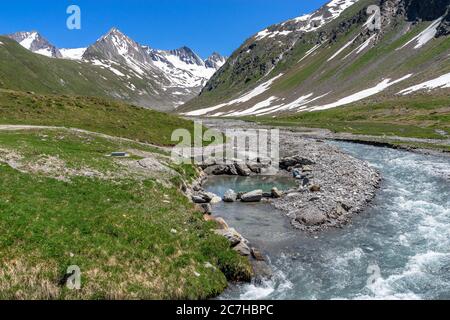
[[180, 0, 450, 117], [3, 28, 226, 110]]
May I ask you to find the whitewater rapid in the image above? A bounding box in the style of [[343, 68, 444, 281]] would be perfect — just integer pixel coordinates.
[[206, 142, 450, 300]]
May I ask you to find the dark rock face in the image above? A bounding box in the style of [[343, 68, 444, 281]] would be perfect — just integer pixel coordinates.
[[401, 0, 449, 21], [170, 46, 205, 66], [436, 7, 450, 37]]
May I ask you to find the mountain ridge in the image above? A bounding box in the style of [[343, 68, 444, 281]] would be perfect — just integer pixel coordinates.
[[179, 0, 450, 117], [4, 28, 227, 110]]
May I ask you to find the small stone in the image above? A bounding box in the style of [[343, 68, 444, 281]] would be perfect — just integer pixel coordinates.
[[247, 162, 262, 174], [251, 248, 265, 261], [192, 195, 208, 204], [210, 195, 222, 204], [292, 169, 302, 178], [229, 165, 239, 176], [271, 187, 283, 198], [214, 228, 242, 247], [234, 162, 251, 176], [200, 203, 212, 215], [214, 217, 229, 230], [211, 165, 230, 175], [223, 189, 237, 202], [309, 184, 321, 192], [233, 242, 251, 256], [262, 192, 272, 198]]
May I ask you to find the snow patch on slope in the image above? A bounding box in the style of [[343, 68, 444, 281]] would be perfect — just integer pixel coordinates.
[[34, 48, 54, 58], [225, 96, 281, 117], [399, 73, 450, 95], [19, 32, 38, 50], [299, 43, 322, 63], [184, 74, 284, 116], [398, 17, 443, 50], [328, 36, 357, 61], [256, 29, 293, 40], [90, 59, 125, 77], [60, 48, 87, 60], [356, 34, 377, 54], [310, 74, 413, 111], [256, 0, 360, 40]]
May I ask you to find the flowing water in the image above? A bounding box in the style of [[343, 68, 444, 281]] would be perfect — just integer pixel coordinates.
[[204, 142, 450, 300]]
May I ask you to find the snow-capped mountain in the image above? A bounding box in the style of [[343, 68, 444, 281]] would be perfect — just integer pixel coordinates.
[[5, 27, 226, 110], [80, 28, 226, 109], [7, 31, 62, 58], [205, 52, 227, 69], [180, 0, 450, 117]]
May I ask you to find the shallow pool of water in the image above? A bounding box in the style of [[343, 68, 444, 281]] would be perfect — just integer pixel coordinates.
[[206, 143, 450, 300], [203, 175, 298, 196]]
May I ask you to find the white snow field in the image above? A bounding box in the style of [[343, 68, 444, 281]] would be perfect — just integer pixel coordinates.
[[399, 72, 450, 95]]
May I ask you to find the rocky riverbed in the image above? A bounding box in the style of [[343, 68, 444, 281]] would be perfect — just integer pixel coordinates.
[[195, 119, 381, 232]]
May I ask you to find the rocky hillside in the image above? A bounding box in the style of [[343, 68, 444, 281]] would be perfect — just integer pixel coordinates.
[[4, 29, 226, 110], [180, 0, 450, 117]]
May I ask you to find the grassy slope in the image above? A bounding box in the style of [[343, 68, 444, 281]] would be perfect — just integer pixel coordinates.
[[0, 129, 251, 299], [0, 36, 122, 97], [0, 36, 173, 109], [0, 89, 201, 146], [180, 0, 374, 111]]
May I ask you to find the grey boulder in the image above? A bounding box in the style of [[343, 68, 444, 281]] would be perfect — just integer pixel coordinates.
[[223, 189, 237, 202], [240, 190, 263, 202]]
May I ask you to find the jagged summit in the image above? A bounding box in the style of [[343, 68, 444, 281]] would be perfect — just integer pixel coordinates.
[[7, 31, 62, 58], [205, 52, 227, 69], [169, 46, 204, 66], [83, 27, 151, 63]]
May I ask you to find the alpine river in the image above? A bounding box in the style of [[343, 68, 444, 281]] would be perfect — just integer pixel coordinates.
[[204, 142, 450, 300]]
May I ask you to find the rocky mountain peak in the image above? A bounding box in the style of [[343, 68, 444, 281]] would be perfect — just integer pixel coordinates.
[[7, 31, 62, 58], [170, 46, 205, 66], [205, 52, 227, 69], [83, 27, 151, 64]]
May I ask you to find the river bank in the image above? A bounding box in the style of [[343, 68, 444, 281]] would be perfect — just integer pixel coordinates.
[[190, 119, 450, 299], [212, 141, 450, 299], [180, 119, 384, 291], [197, 119, 382, 232]]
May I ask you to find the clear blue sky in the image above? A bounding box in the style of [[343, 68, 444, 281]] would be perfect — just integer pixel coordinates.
[[0, 0, 327, 58]]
